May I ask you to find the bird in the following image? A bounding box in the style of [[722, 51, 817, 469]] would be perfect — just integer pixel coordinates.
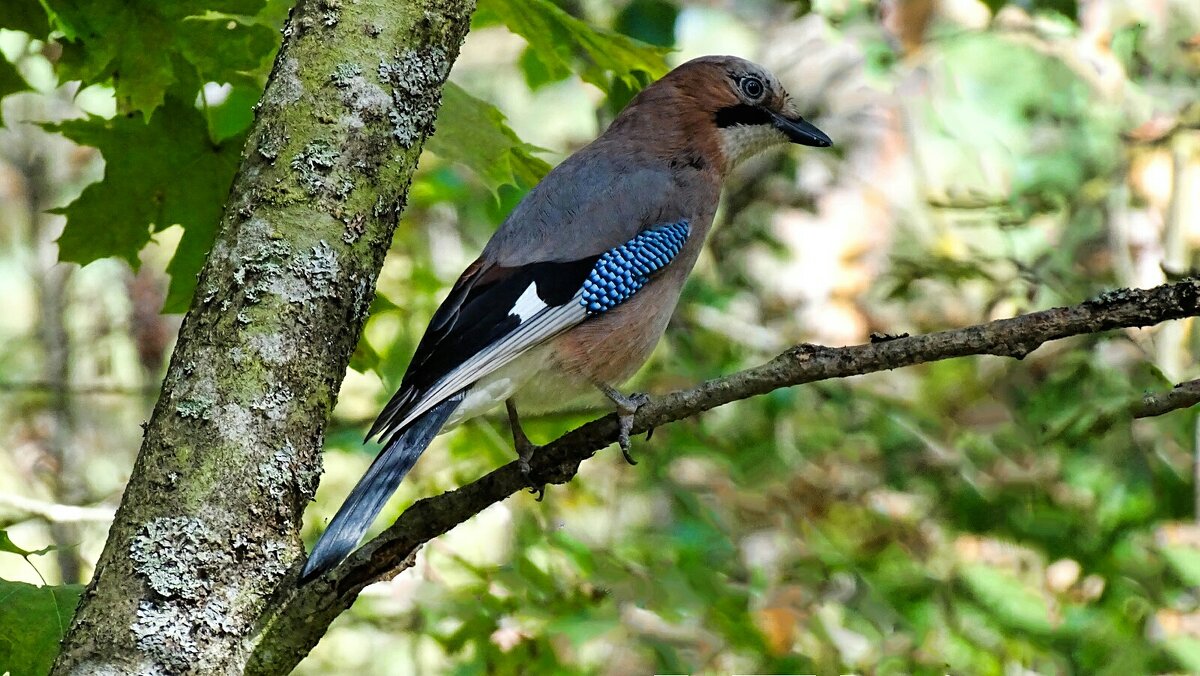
[[301, 54, 832, 580]]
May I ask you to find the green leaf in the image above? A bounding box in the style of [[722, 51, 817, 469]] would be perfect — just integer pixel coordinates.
[[959, 564, 1055, 635], [426, 82, 552, 194], [0, 531, 54, 559], [0, 0, 51, 37], [479, 0, 670, 94], [178, 12, 277, 85], [614, 0, 678, 48], [0, 580, 84, 676], [348, 336, 383, 375], [0, 53, 31, 127], [1161, 541, 1200, 587], [42, 95, 244, 311], [162, 221, 221, 313], [1165, 636, 1200, 673], [543, 612, 618, 648], [202, 75, 265, 142], [50, 0, 269, 115]]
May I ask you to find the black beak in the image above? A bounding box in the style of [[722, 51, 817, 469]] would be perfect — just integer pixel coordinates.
[[772, 112, 832, 147]]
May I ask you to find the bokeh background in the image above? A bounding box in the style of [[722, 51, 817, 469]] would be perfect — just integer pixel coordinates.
[[4, 0, 1200, 673]]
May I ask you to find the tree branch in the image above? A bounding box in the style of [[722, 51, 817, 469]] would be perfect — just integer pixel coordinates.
[[250, 279, 1200, 672], [1133, 379, 1200, 419], [0, 493, 115, 524], [0, 380, 157, 397]]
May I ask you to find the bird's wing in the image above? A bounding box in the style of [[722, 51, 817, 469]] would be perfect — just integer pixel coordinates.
[[369, 149, 689, 441], [368, 220, 692, 443]]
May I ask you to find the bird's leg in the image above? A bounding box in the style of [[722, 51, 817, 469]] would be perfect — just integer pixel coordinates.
[[595, 382, 650, 465], [506, 399, 545, 500]]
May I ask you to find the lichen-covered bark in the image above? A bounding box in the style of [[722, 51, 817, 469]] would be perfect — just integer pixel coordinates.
[[51, 0, 476, 672]]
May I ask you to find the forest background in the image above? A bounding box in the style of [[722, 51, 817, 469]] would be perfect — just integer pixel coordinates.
[[3, 0, 1200, 673]]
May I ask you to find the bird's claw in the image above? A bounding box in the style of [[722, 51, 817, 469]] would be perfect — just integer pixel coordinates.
[[612, 391, 650, 466], [516, 441, 546, 501], [507, 398, 546, 500]]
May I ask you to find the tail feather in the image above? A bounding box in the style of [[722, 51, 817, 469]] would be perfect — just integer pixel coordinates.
[[301, 391, 464, 581]]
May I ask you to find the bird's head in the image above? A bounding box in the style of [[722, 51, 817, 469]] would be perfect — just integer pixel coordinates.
[[616, 55, 832, 172]]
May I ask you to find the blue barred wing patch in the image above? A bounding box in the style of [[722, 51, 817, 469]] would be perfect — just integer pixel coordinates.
[[580, 220, 690, 315]]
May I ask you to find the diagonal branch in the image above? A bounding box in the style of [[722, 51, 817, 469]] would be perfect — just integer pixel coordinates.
[[249, 279, 1200, 674]]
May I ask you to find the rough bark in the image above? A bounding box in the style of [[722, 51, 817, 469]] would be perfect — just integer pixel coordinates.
[[51, 0, 477, 672], [1134, 378, 1200, 419], [244, 280, 1200, 674]]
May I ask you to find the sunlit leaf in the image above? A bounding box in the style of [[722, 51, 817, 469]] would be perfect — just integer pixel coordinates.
[[1162, 636, 1200, 673], [427, 82, 552, 195], [0, 531, 54, 559], [42, 95, 244, 311], [0, 53, 31, 127], [479, 0, 670, 93], [0, 580, 83, 676], [202, 75, 265, 142], [959, 564, 1055, 635], [50, 0, 269, 115]]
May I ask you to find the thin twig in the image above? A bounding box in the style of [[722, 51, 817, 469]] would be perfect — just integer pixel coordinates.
[[1133, 379, 1200, 419]]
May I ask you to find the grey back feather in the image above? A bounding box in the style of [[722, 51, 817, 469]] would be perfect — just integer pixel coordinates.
[[483, 142, 684, 266]]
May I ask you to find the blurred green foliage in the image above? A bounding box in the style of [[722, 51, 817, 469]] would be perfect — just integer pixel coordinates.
[[0, 53, 29, 125], [4, 0, 1200, 674]]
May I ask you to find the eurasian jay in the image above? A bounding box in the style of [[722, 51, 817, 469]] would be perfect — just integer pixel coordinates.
[[302, 55, 832, 579]]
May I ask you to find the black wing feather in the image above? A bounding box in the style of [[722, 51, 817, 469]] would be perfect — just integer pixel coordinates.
[[368, 256, 598, 442]]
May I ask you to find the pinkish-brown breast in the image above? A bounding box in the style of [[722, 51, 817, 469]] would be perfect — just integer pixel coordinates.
[[548, 222, 709, 386]]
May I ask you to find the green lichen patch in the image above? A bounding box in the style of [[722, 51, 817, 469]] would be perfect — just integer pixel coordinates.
[[275, 240, 341, 305], [378, 47, 450, 147], [290, 139, 338, 196], [290, 138, 356, 201], [331, 63, 362, 87], [176, 397, 214, 421], [252, 388, 296, 421], [257, 122, 288, 163], [130, 517, 221, 600], [127, 514, 291, 672], [256, 443, 320, 523]]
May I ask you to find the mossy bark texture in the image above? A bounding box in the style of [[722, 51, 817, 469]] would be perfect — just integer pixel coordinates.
[[51, 0, 476, 673]]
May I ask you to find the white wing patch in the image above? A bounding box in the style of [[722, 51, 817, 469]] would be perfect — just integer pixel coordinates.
[[388, 220, 691, 436], [511, 283, 548, 322], [390, 290, 588, 432]]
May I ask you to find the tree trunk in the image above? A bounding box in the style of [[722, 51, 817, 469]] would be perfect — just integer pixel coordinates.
[[51, 0, 476, 672]]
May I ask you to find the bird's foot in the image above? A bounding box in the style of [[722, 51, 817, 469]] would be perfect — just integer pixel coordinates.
[[597, 385, 650, 465], [507, 399, 546, 501], [515, 438, 547, 501]]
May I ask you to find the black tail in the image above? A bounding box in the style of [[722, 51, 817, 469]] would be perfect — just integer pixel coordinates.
[[301, 391, 464, 581]]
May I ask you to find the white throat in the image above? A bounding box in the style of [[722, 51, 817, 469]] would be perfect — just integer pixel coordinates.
[[718, 125, 789, 169]]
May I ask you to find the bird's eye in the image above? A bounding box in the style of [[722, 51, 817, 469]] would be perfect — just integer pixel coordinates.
[[739, 76, 765, 100]]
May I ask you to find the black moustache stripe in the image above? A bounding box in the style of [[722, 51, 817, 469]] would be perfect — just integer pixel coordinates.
[[714, 104, 773, 128]]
